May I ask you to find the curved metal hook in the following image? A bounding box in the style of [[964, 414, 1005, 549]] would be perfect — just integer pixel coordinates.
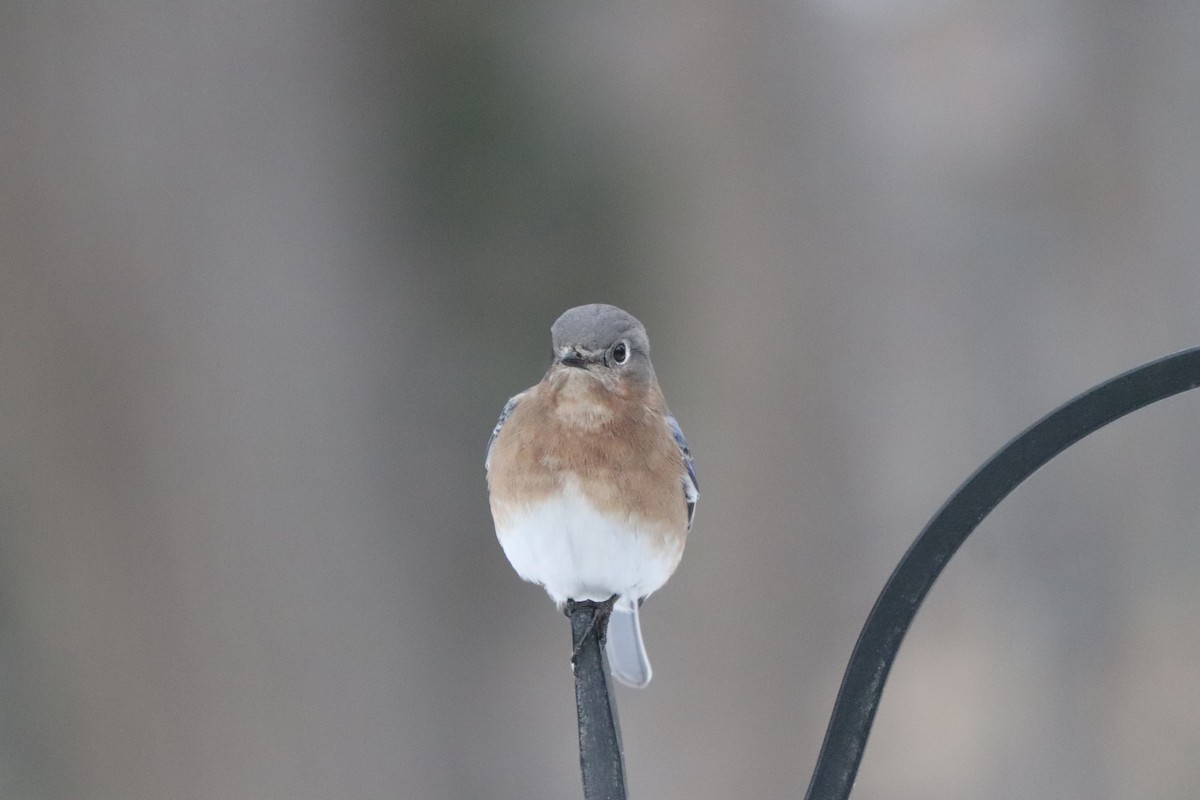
[[805, 346, 1200, 800]]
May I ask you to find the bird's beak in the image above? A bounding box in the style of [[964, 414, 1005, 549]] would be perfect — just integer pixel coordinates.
[[559, 349, 588, 369]]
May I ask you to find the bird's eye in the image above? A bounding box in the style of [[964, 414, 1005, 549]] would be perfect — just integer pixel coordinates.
[[612, 341, 629, 365]]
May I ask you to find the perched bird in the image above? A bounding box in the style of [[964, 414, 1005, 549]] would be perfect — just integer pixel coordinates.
[[486, 304, 698, 687]]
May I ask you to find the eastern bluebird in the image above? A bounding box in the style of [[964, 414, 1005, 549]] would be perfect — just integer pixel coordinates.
[[486, 304, 698, 688]]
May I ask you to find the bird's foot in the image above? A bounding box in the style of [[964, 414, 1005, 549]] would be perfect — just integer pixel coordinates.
[[567, 596, 617, 667]]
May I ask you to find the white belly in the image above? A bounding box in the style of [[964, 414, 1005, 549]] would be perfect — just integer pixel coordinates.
[[494, 481, 680, 606]]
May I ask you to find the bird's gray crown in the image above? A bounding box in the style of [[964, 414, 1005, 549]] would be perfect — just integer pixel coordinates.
[[551, 304, 650, 355]]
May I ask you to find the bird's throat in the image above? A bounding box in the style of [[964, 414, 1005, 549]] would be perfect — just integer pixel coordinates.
[[551, 371, 616, 430]]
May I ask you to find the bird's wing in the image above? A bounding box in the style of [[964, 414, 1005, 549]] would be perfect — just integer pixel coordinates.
[[485, 394, 521, 471], [665, 413, 698, 530]]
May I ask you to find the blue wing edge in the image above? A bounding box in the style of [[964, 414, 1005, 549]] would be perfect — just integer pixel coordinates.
[[665, 413, 699, 530], [485, 394, 521, 471]]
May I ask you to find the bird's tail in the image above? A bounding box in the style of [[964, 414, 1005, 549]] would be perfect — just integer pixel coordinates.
[[605, 598, 652, 688]]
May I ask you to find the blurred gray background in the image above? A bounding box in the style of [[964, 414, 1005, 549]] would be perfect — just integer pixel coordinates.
[[3, 2, 1200, 799]]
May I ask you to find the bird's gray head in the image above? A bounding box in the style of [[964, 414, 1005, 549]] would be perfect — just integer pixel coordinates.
[[549, 304, 655, 388]]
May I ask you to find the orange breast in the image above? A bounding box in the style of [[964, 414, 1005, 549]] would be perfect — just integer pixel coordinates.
[[487, 372, 689, 551]]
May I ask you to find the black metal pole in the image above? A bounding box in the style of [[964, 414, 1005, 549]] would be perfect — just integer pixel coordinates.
[[567, 598, 627, 800], [804, 345, 1200, 800]]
